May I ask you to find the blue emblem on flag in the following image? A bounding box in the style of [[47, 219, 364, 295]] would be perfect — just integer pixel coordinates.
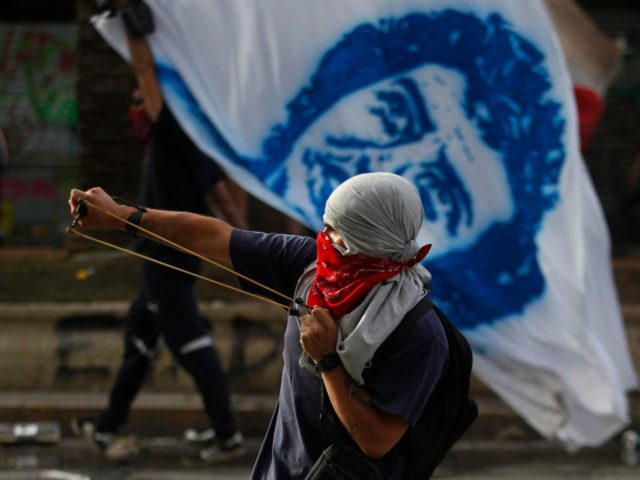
[[158, 10, 565, 329]]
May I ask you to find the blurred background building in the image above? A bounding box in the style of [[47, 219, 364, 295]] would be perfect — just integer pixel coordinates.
[[2, 1, 81, 245]]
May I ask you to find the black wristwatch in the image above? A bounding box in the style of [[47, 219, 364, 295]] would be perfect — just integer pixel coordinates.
[[125, 208, 147, 237], [314, 352, 342, 373], [112, 196, 148, 238]]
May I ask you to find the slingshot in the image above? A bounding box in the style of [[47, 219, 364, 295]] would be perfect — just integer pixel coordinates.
[[67, 197, 310, 316]]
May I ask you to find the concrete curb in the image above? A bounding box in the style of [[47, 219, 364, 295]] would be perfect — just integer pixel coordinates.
[[0, 300, 637, 318], [0, 300, 285, 323], [0, 391, 276, 438]]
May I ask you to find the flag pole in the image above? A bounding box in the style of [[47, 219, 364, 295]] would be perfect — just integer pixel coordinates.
[[117, 0, 163, 122]]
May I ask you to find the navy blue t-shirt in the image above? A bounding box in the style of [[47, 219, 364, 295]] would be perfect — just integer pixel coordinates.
[[230, 230, 448, 480]]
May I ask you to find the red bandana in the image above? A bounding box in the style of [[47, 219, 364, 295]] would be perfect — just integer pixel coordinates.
[[307, 231, 431, 318]]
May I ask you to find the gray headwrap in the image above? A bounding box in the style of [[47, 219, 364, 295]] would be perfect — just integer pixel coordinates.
[[296, 172, 432, 384]]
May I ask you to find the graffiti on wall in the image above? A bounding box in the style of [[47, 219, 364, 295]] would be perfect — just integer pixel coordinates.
[[0, 23, 78, 163], [0, 24, 79, 242]]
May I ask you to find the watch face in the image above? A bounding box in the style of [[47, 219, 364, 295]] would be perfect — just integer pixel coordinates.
[[317, 352, 341, 372]]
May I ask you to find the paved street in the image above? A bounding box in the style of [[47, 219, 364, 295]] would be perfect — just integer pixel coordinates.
[[1, 436, 638, 479]]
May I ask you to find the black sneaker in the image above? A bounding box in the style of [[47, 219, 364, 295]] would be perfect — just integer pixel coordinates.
[[70, 416, 114, 452], [199, 431, 246, 463]]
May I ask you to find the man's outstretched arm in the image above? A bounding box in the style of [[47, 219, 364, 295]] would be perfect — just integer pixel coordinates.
[[68, 187, 234, 262]]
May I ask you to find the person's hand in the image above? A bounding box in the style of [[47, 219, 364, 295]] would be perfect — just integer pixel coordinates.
[[299, 307, 339, 363], [68, 187, 134, 230]]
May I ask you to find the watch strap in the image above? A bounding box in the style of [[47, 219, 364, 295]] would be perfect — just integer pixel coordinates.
[[315, 352, 341, 373], [125, 208, 146, 237], [112, 196, 147, 238]]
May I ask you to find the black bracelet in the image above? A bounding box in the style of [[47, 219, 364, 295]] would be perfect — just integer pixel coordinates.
[[314, 352, 342, 373], [125, 209, 146, 237], [113, 196, 147, 238]]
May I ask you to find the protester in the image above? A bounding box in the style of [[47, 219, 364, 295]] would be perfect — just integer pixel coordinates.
[[68, 172, 476, 478], [70, 92, 245, 463]]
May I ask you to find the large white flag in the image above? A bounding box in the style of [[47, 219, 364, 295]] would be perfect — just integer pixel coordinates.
[[93, 0, 637, 450]]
